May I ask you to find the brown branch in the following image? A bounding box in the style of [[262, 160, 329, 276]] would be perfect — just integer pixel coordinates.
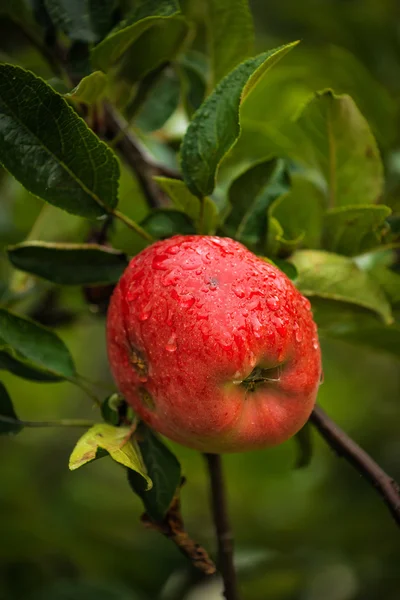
[[141, 492, 216, 575], [103, 102, 181, 209], [204, 453, 240, 600], [309, 404, 400, 527]]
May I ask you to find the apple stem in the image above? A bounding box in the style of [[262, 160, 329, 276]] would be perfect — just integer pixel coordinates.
[[204, 453, 240, 600], [310, 404, 400, 527]]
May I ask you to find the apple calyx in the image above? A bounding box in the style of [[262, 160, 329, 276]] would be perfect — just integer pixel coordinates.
[[239, 364, 284, 393]]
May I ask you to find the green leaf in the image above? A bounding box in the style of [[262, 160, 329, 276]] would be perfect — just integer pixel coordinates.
[[154, 177, 218, 234], [91, 0, 184, 72], [323, 205, 391, 256], [297, 90, 384, 207], [205, 0, 254, 85], [0, 350, 61, 382], [141, 209, 196, 238], [266, 216, 303, 257], [7, 242, 128, 286], [134, 68, 180, 132], [311, 298, 400, 360], [0, 64, 119, 218], [369, 267, 400, 306], [0, 308, 76, 381], [116, 16, 189, 84], [101, 393, 125, 426], [178, 51, 207, 117], [225, 159, 285, 248], [44, 0, 117, 43], [69, 424, 152, 490], [269, 173, 326, 249], [180, 42, 298, 198], [273, 259, 298, 281], [0, 381, 22, 435], [154, 177, 201, 222], [290, 250, 393, 324], [66, 71, 108, 105], [127, 423, 181, 521]]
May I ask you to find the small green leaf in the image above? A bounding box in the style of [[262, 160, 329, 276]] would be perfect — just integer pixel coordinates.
[[91, 0, 184, 72], [69, 424, 152, 490], [269, 173, 326, 249], [44, 0, 117, 43], [297, 90, 384, 207], [141, 209, 196, 238], [323, 205, 391, 256], [66, 71, 108, 105], [0, 350, 61, 382], [0, 381, 22, 435], [266, 216, 303, 257], [154, 177, 201, 222], [0, 308, 76, 381], [205, 0, 254, 85], [294, 422, 312, 469], [154, 177, 218, 234], [290, 250, 393, 324], [180, 42, 298, 198], [127, 423, 181, 521], [7, 242, 128, 286], [273, 259, 298, 281], [101, 393, 125, 426], [134, 68, 180, 132], [0, 64, 120, 218], [225, 159, 283, 248]]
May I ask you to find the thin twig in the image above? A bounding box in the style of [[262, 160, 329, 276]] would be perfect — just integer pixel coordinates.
[[0, 415, 96, 428], [112, 208, 154, 241], [204, 453, 240, 600], [310, 404, 400, 527]]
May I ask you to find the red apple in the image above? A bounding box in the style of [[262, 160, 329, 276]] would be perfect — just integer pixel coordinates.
[[106, 235, 321, 453]]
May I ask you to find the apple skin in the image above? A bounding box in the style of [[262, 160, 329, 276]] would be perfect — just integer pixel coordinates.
[[106, 235, 321, 453]]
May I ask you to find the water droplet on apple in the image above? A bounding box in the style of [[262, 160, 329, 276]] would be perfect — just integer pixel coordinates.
[[251, 314, 262, 338], [313, 338, 319, 350], [152, 254, 169, 270], [295, 327, 303, 343], [273, 317, 286, 337], [302, 296, 311, 311], [139, 301, 152, 321], [165, 333, 177, 352], [232, 284, 245, 298], [266, 295, 279, 311], [162, 269, 180, 286]]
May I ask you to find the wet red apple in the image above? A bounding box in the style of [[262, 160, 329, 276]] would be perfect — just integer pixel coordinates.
[[106, 235, 321, 453]]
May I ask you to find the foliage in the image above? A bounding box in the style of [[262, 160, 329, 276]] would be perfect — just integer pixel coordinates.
[[0, 0, 399, 598]]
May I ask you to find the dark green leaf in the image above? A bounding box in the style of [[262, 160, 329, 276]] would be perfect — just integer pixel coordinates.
[[116, 17, 189, 84], [297, 90, 384, 207], [91, 0, 184, 72], [369, 267, 400, 306], [0, 308, 76, 381], [0, 64, 119, 218], [141, 209, 196, 238], [225, 159, 285, 248], [44, 0, 117, 43], [205, 0, 254, 85], [66, 71, 108, 105], [323, 205, 391, 256], [178, 51, 207, 117], [0, 350, 61, 382], [69, 424, 152, 490], [273, 259, 298, 281], [294, 422, 312, 468], [134, 68, 180, 132], [7, 242, 128, 285], [0, 381, 22, 435], [180, 42, 298, 198], [290, 250, 393, 324], [127, 423, 181, 521], [268, 173, 326, 249], [101, 393, 125, 426]]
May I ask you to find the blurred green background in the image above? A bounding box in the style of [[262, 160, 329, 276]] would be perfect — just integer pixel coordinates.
[[1, 1, 400, 599]]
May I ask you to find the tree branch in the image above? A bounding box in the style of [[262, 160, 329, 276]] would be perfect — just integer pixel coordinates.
[[204, 453, 240, 600], [310, 404, 400, 527], [103, 102, 181, 210]]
